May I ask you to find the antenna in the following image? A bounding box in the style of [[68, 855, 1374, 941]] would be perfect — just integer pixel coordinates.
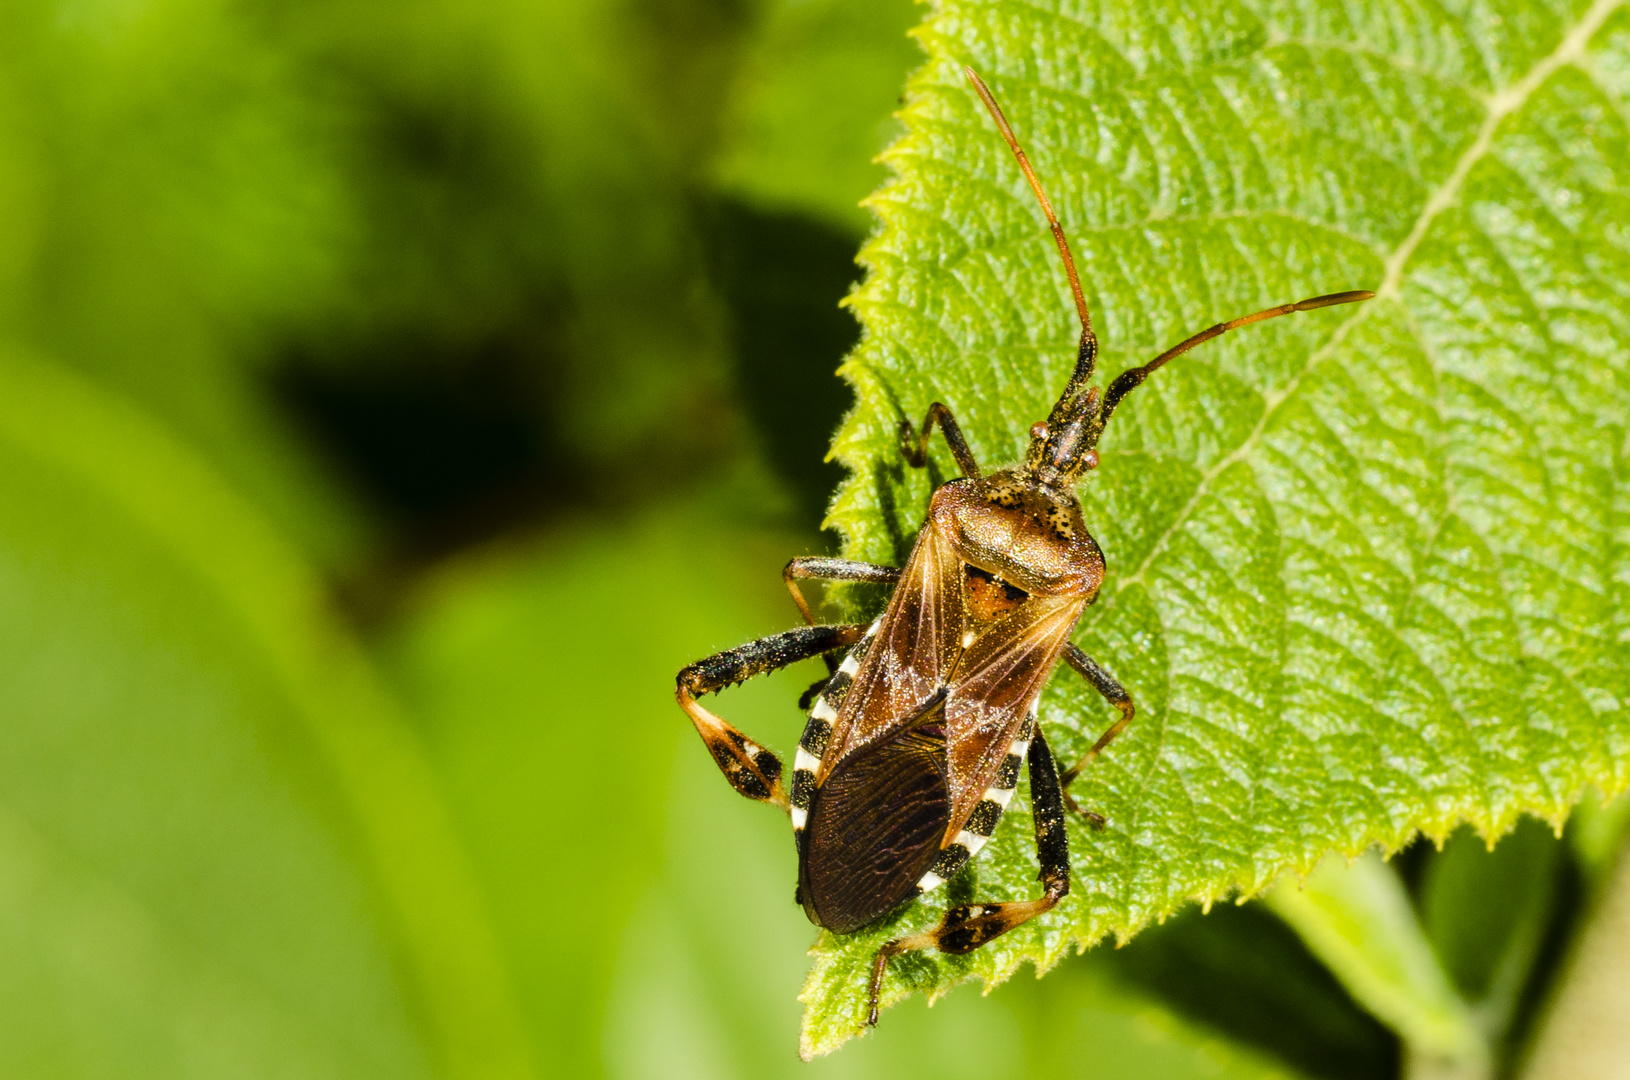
[[963, 67, 1373, 455], [1096, 290, 1374, 430], [964, 67, 1097, 395]]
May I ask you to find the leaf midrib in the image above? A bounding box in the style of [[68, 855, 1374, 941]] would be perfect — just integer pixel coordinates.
[[1110, 0, 1624, 606], [1094, 0, 1625, 883]]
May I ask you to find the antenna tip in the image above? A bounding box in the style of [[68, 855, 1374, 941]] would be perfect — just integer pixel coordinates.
[[1297, 289, 1375, 311]]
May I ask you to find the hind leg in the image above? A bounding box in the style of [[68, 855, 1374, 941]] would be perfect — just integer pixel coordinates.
[[676, 624, 867, 810], [1058, 644, 1135, 820], [865, 726, 1071, 1025]]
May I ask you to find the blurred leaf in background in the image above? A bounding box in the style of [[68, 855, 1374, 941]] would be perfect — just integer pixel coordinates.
[[0, 0, 361, 559], [0, 353, 529, 1079], [269, 0, 754, 587], [713, 0, 920, 235], [278, 0, 739, 490]]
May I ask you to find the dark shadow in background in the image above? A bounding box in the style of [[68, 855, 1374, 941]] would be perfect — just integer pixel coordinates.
[[1102, 903, 1400, 1080], [276, 328, 577, 550], [274, 201, 863, 592], [707, 199, 862, 534]]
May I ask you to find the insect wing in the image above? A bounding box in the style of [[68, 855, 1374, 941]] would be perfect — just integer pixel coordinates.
[[818, 522, 963, 778], [798, 691, 951, 932], [944, 594, 1084, 834]]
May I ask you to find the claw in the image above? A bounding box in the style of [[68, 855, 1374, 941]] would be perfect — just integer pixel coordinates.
[[1062, 789, 1107, 830]]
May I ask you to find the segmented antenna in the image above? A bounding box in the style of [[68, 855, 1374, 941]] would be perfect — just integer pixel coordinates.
[[1094, 290, 1374, 433], [964, 65, 1374, 455], [964, 66, 1098, 403]]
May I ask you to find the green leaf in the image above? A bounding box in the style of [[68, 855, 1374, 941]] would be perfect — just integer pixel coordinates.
[[0, 351, 532, 1078], [0, 0, 364, 560], [1268, 854, 1480, 1065], [805, 0, 1630, 1054], [1418, 821, 1559, 1023], [713, 0, 923, 233]]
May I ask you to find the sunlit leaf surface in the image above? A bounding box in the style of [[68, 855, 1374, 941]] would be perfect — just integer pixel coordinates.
[[805, 0, 1630, 1054]]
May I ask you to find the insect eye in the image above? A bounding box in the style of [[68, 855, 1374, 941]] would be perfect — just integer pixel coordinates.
[[1030, 422, 1048, 441], [1082, 449, 1100, 470]]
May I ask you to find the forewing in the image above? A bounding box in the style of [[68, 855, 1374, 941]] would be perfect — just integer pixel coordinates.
[[799, 697, 951, 934], [820, 523, 963, 776], [944, 595, 1084, 831]]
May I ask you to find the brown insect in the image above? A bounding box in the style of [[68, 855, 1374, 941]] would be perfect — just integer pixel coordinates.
[[676, 66, 1372, 1025]]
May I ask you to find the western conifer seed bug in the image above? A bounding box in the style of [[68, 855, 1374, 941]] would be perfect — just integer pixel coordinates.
[[676, 66, 1372, 1026]]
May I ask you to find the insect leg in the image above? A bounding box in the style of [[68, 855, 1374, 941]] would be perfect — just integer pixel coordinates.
[[1058, 644, 1135, 819], [865, 726, 1071, 1025], [900, 402, 981, 478], [677, 623, 868, 811], [783, 556, 901, 683], [783, 556, 900, 626]]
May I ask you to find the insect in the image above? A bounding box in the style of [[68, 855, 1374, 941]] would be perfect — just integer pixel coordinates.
[[676, 66, 1372, 1026]]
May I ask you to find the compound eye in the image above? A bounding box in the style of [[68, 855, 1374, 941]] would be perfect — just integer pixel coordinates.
[[1030, 421, 1049, 441], [1081, 449, 1100, 470]]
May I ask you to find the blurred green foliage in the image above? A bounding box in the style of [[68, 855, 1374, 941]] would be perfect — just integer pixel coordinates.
[[0, 0, 1625, 1077]]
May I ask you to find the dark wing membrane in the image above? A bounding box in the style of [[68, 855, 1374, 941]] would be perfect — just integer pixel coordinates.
[[943, 595, 1085, 834], [799, 700, 950, 933], [821, 524, 963, 777]]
